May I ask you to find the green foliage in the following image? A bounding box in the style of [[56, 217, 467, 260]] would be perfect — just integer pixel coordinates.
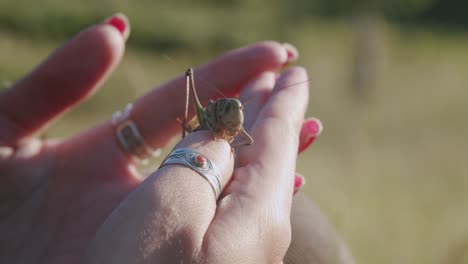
[[278, 0, 436, 20], [420, 0, 468, 27], [1, 0, 465, 56]]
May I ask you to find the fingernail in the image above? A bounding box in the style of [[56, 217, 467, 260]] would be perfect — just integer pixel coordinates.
[[105, 13, 130, 40], [293, 174, 305, 195], [298, 118, 323, 154], [282, 43, 299, 67]]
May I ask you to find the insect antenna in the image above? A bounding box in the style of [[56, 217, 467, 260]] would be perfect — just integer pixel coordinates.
[[162, 54, 224, 98], [163, 54, 312, 99], [280, 79, 312, 89], [239, 78, 312, 109], [277, 79, 311, 89], [241, 96, 257, 109]]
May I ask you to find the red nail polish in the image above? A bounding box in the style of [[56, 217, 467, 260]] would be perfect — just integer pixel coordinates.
[[283, 43, 299, 61], [281, 43, 298, 68], [287, 50, 294, 60], [294, 175, 304, 188], [298, 118, 323, 154], [108, 15, 126, 35], [293, 175, 305, 195]]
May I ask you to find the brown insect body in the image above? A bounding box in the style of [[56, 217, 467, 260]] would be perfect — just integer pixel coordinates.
[[183, 68, 253, 148]]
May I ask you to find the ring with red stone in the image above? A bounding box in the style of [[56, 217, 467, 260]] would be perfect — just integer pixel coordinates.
[[112, 103, 162, 162], [159, 148, 222, 199]]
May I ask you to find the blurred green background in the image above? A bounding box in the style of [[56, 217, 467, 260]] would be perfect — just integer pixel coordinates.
[[1, 0, 468, 263]]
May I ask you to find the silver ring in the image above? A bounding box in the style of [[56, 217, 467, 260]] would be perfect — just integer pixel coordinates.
[[112, 103, 161, 162], [159, 148, 222, 199]]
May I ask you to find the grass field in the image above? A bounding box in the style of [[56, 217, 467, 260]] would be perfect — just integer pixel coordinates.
[[1, 8, 468, 264]]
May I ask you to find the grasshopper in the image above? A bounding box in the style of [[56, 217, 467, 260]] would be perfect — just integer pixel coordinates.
[[181, 68, 254, 148]]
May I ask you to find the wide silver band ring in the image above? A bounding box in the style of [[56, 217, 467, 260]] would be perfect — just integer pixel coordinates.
[[159, 148, 222, 199], [112, 103, 161, 162]]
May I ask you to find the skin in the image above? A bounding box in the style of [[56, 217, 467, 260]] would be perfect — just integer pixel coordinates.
[[0, 15, 353, 264]]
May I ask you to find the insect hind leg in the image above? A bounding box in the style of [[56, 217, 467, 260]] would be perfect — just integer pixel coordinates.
[[181, 68, 193, 138]]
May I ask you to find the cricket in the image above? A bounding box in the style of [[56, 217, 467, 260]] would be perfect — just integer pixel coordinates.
[[181, 68, 254, 148]]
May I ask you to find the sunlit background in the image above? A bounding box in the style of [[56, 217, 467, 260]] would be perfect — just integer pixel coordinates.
[[1, 0, 467, 263]]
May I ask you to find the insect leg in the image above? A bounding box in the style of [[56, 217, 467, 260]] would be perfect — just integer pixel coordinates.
[[186, 68, 205, 125], [203, 116, 217, 140], [182, 71, 191, 138], [231, 126, 254, 148]]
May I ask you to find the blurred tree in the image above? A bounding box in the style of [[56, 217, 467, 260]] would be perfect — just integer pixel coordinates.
[[279, 0, 436, 103], [281, 0, 435, 19], [418, 0, 468, 27], [0, 0, 464, 57]]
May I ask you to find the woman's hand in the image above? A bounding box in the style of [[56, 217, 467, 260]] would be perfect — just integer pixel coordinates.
[[0, 14, 321, 264], [85, 66, 310, 263]]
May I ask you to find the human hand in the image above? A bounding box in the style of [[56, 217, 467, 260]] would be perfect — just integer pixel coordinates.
[[0, 14, 319, 264]]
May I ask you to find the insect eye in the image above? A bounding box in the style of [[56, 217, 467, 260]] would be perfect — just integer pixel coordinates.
[[224, 103, 231, 112]]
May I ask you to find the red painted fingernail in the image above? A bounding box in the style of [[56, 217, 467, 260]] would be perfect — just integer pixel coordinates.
[[107, 16, 127, 34], [293, 175, 305, 195], [298, 118, 323, 154], [282, 43, 299, 67], [105, 13, 130, 41]]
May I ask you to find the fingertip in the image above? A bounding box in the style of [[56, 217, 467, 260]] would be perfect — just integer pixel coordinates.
[[306, 117, 323, 137], [239, 71, 277, 132], [274, 66, 310, 121], [277, 66, 309, 86], [281, 43, 299, 68], [221, 41, 289, 75], [89, 24, 126, 68], [283, 43, 299, 62], [252, 41, 290, 67], [44, 24, 126, 101], [250, 70, 277, 84], [293, 174, 306, 195], [298, 118, 323, 154], [60, 22, 126, 85], [104, 12, 131, 42], [241, 71, 276, 100]]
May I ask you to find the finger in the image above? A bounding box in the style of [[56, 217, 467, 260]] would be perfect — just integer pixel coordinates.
[[0, 13, 129, 147], [238, 71, 276, 132], [294, 119, 323, 196], [94, 41, 293, 163], [284, 193, 355, 264], [238, 42, 300, 116], [85, 130, 234, 263], [202, 67, 309, 263], [230, 66, 309, 210], [233, 71, 275, 165], [240, 80, 322, 156]]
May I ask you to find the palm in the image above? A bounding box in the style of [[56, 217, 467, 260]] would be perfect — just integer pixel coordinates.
[[1, 137, 136, 263]]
